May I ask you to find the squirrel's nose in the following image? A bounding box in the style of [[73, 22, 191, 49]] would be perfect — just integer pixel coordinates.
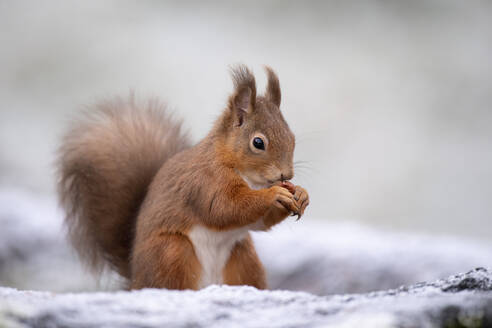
[[280, 171, 293, 181]]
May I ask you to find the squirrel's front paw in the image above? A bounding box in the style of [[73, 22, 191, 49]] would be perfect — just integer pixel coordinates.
[[269, 185, 299, 214], [292, 185, 309, 220]]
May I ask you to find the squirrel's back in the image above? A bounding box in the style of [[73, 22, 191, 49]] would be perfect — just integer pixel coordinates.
[[57, 96, 190, 278]]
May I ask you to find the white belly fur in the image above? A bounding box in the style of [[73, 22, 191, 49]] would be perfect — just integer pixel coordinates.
[[188, 173, 268, 289], [187, 221, 265, 289]]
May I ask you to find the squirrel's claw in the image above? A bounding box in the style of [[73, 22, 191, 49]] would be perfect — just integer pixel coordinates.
[[291, 211, 302, 221]]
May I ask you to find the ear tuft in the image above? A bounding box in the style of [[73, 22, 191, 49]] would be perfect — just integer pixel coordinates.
[[230, 64, 257, 102], [229, 64, 256, 126], [264, 66, 281, 107]]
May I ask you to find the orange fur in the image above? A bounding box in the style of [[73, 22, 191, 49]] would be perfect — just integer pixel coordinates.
[[223, 235, 266, 289], [131, 230, 201, 290]]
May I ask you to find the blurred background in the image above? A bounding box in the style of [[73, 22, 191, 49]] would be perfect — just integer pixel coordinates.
[[1, 0, 491, 242]]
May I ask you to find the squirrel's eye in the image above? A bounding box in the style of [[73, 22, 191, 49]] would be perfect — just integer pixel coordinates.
[[252, 137, 265, 150]]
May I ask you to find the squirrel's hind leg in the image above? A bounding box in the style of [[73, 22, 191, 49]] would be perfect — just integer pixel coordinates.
[[130, 231, 201, 290], [223, 235, 267, 289]]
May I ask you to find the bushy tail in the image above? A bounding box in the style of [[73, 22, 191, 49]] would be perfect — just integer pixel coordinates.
[[57, 96, 190, 278]]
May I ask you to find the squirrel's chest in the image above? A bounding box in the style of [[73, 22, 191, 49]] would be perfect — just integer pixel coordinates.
[[188, 225, 249, 288]]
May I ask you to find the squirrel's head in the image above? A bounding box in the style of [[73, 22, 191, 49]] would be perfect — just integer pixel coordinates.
[[215, 65, 295, 189]]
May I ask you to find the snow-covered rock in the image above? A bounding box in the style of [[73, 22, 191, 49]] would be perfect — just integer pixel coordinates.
[[2, 188, 492, 326], [1, 268, 492, 328], [257, 221, 492, 295], [0, 189, 110, 292]]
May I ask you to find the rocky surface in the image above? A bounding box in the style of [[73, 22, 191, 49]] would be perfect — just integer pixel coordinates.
[[1, 189, 492, 327], [1, 268, 491, 328]]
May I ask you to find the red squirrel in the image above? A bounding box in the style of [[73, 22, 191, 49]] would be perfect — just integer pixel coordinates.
[[58, 65, 310, 290]]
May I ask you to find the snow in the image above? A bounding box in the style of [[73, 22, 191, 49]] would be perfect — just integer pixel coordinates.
[[1, 269, 492, 327]]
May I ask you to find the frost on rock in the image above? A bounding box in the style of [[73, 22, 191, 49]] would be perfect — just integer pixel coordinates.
[[1, 268, 492, 328]]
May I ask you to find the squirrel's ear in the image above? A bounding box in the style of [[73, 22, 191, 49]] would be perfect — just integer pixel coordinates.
[[229, 64, 256, 126], [233, 86, 253, 112], [264, 66, 281, 107]]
